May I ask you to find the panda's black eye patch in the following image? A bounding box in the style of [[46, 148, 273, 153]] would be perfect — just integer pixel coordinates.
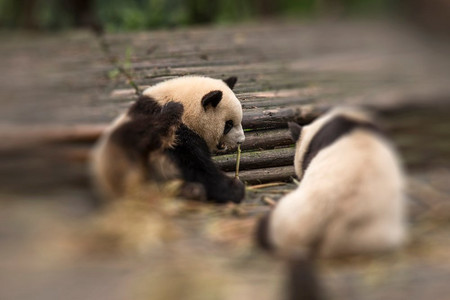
[[224, 120, 233, 134]]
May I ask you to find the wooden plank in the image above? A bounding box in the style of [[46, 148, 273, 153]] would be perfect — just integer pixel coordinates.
[[227, 166, 296, 184], [221, 128, 293, 154], [214, 147, 295, 171], [1, 22, 450, 300], [0, 125, 105, 150], [242, 105, 325, 129]]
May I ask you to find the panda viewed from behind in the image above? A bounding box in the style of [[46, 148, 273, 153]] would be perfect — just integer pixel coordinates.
[[256, 106, 407, 300], [91, 76, 245, 204]]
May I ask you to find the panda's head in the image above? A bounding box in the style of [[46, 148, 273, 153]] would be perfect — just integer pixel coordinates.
[[288, 106, 375, 180], [143, 76, 245, 153]]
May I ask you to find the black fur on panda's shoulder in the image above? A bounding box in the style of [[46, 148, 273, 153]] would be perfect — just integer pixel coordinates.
[[302, 116, 383, 174], [111, 97, 183, 163], [166, 124, 245, 204]]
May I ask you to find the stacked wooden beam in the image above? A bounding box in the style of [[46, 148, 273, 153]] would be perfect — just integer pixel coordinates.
[[2, 99, 448, 195], [1, 21, 449, 195], [0, 104, 325, 192], [215, 105, 326, 183]]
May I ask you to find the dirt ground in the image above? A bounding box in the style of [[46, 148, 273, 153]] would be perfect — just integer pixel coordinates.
[[1, 168, 450, 300]]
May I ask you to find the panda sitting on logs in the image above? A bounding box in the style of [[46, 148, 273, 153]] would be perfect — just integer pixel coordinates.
[[91, 76, 245, 204], [256, 106, 407, 258], [256, 106, 407, 300]]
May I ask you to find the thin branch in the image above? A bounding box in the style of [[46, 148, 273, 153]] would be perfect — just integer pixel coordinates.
[[94, 30, 142, 96], [235, 144, 242, 179]]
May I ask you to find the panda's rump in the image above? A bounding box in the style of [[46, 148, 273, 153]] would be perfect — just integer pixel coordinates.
[[304, 131, 405, 256]]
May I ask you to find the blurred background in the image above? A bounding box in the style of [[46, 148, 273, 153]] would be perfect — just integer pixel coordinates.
[[1, 1, 450, 300], [0, 0, 449, 32]]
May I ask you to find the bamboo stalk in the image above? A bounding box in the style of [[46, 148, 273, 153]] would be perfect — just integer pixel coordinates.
[[262, 196, 277, 207], [235, 144, 241, 179], [247, 182, 287, 190]]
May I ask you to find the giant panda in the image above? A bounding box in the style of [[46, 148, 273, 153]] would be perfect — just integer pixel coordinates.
[[257, 106, 407, 257], [256, 106, 407, 299], [91, 76, 245, 204]]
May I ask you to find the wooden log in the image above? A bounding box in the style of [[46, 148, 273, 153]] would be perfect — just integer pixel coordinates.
[[242, 105, 326, 129], [214, 147, 295, 171], [222, 128, 293, 153], [226, 166, 296, 184], [110, 93, 315, 110], [0, 125, 105, 150], [28, 138, 295, 171], [241, 97, 315, 109], [0, 105, 323, 150], [2, 102, 448, 163]]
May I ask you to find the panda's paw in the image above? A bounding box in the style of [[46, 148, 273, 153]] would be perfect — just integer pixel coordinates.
[[160, 101, 184, 125], [229, 178, 245, 204]]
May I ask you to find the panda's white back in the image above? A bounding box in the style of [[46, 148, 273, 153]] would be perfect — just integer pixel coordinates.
[[270, 128, 407, 258]]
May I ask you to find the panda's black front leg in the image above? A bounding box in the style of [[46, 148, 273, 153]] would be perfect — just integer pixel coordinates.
[[211, 174, 245, 204], [167, 125, 245, 204], [188, 160, 245, 204]]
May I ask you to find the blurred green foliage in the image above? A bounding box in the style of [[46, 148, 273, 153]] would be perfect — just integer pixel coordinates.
[[0, 0, 398, 31]]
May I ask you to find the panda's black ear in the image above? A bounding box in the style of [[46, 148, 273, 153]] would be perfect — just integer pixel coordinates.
[[223, 76, 237, 90], [202, 90, 222, 110], [288, 122, 302, 141]]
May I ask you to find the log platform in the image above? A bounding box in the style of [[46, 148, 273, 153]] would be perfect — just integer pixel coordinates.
[[0, 21, 450, 300]]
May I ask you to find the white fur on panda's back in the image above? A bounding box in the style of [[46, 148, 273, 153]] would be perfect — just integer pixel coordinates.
[[270, 129, 406, 258], [292, 107, 376, 180]]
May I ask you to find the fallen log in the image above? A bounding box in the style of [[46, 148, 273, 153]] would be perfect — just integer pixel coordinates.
[[222, 128, 292, 153], [33, 137, 296, 171], [0, 125, 105, 150], [214, 147, 295, 171], [242, 105, 325, 129], [241, 97, 315, 109], [226, 166, 296, 184], [0, 105, 320, 150]]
